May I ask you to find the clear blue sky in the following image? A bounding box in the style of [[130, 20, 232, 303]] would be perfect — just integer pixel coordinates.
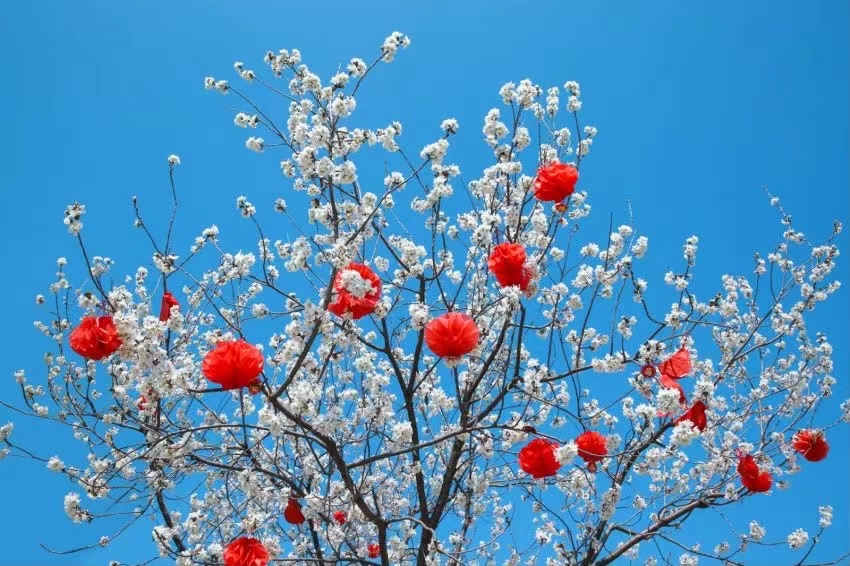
[[1, 1, 847, 564]]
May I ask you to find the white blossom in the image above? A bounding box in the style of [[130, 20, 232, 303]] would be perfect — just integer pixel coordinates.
[[245, 137, 265, 152], [787, 528, 809, 550], [0, 422, 13, 442], [749, 521, 766, 542], [554, 442, 578, 465], [819, 505, 833, 528], [63, 492, 90, 523]]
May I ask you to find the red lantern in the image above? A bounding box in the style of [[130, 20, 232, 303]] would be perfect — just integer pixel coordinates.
[[533, 162, 578, 203], [367, 543, 381, 559], [223, 536, 270, 566], [640, 364, 657, 378], [659, 346, 691, 379], [327, 263, 381, 319], [202, 340, 264, 390], [424, 313, 479, 361], [657, 346, 692, 408], [792, 429, 829, 462], [159, 291, 180, 322], [332, 510, 347, 525], [284, 498, 306, 525], [576, 431, 607, 472], [488, 243, 533, 291], [674, 401, 707, 432], [69, 315, 122, 360], [737, 454, 772, 493], [518, 438, 561, 479]]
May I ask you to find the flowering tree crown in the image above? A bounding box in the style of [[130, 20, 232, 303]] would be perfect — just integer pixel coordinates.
[[2, 31, 847, 566]]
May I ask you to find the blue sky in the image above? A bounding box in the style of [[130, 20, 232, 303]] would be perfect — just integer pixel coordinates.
[[1, 1, 847, 564]]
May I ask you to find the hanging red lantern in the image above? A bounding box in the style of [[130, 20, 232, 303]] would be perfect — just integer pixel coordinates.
[[657, 346, 692, 408], [674, 401, 707, 432], [533, 162, 578, 203], [737, 454, 772, 493], [424, 312, 479, 362], [488, 243, 533, 291], [327, 263, 381, 319], [792, 429, 829, 462], [576, 431, 607, 472], [284, 498, 306, 525], [223, 536, 270, 566], [69, 315, 122, 360], [332, 510, 347, 525], [159, 291, 180, 322], [202, 340, 265, 390], [640, 364, 657, 378], [518, 438, 561, 479], [659, 346, 691, 379]]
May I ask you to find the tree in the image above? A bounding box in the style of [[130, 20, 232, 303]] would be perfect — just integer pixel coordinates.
[[2, 32, 847, 565]]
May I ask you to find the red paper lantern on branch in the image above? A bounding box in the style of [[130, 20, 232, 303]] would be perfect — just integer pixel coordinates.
[[737, 454, 772, 493], [159, 291, 180, 322], [223, 536, 270, 566], [202, 340, 264, 390], [488, 243, 533, 291], [284, 498, 306, 525], [792, 429, 829, 462], [533, 162, 578, 203], [674, 401, 707, 432], [576, 431, 607, 472], [640, 364, 657, 378], [518, 438, 561, 479], [658, 346, 692, 407], [424, 312, 479, 362], [69, 315, 122, 360], [327, 263, 381, 319], [659, 346, 691, 379]]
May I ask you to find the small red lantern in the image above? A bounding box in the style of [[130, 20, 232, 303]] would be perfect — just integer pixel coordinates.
[[792, 429, 829, 462], [488, 243, 533, 291], [533, 162, 578, 203], [202, 340, 264, 390], [69, 316, 122, 360], [518, 438, 561, 479], [737, 454, 772, 493], [284, 498, 306, 525], [424, 313, 480, 362], [223, 537, 270, 566], [576, 431, 607, 472], [327, 263, 382, 319], [159, 291, 180, 322], [674, 401, 707, 432]]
